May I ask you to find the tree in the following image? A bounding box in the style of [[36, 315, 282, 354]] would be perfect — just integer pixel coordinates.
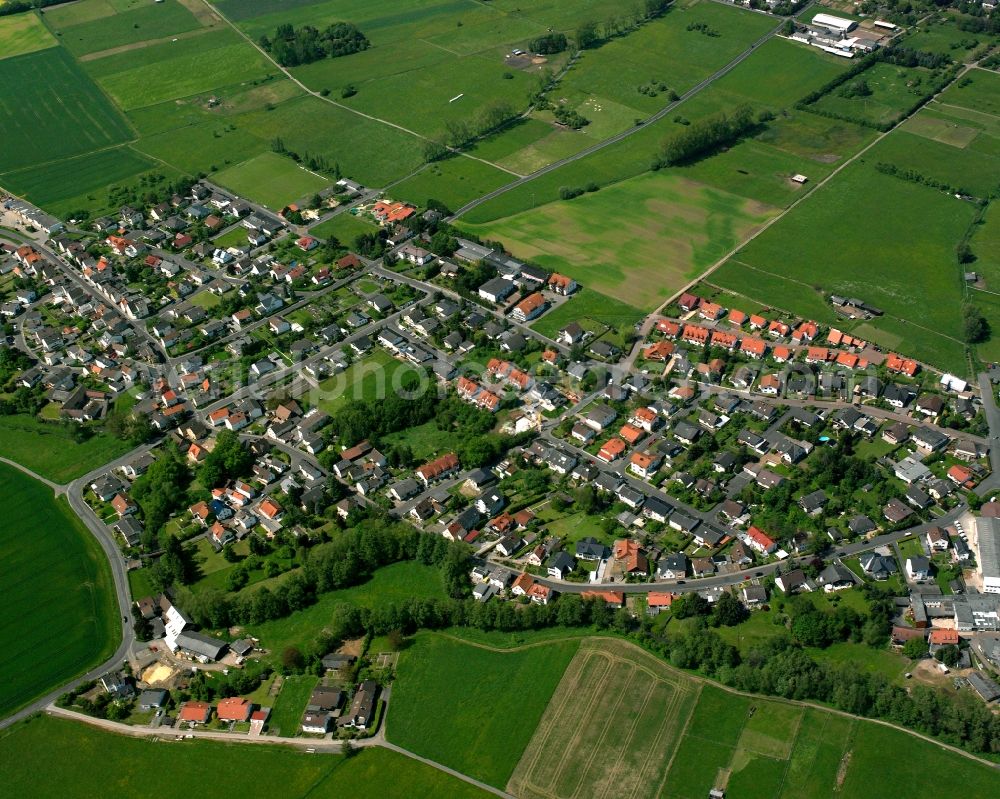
[[963, 304, 990, 344], [281, 645, 305, 672], [386, 629, 405, 651], [198, 430, 253, 487], [712, 592, 749, 627], [672, 592, 710, 619], [935, 644, 961, 667], [529, 32, 568, 54], [575, 21, 600, 49], [902, 636, 928, 659]]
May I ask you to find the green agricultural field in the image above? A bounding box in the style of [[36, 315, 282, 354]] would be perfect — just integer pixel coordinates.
[[0, 47, 134, 174], [971, 201, 1000, 291], [811, 62, 932, 128], [246, 561, 449, 657], [903, 19, 984, 58], [0, 11, 56, 59], [86, 29, 276, 110], [531, 288, 643, 339], [310, 211, 379, 245], [509, 637, 699, 799], [714, 161, 978, 373], [0, 465, 118, 718], [0, 714, 494, 798], [945, 68, 1000, 118], [317, 350, 427, 414], [230, 96, 426, 188], [214, 152, 330, 209], [49, 0, 205, 57], [865, 128, 1000, 198], [460, 35, 861, 224], [680, 36, 847, 114], [0, 146, 160, 213], [388, 632, 580, 787], [0, 415, 133, 483], [392, 157, 516, 211], [268, 674, 317, 736], [839, 723, 999, 799], [460, 171, 778, 309], [533, 3, 776, 139]]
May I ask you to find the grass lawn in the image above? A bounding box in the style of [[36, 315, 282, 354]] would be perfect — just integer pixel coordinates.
[[0, 465, 118, 718], [380, 420, 448, 463], [903, 19, 984, 58], [807, 641, 910, 682], [715, 161, 977, 374], [392, 157, 515, 212], [213, 151, 331, 210], [812, 62, 931, 128], [212, 226, 252, 249], [247, 561, 448, 656], [268, 674, 317, 737], [127, 566, 157, 601], [188, 289, 222, 310], [840, 723, 1000, 799], [531, 287, 643, 338], [0, 415, 133, 483], [388, 632, 580, 788], [715, 610, 787, 653], [0, 11, 57, 59], [459, 171, 778, 310], [317, 350, 427, 414], [0, 714, 494, 798], [310, 211, 379, 246]]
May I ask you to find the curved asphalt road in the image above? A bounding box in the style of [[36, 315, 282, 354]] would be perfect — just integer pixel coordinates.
[[0, 446, 150, 731]]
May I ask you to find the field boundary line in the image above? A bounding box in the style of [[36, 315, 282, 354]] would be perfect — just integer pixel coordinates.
[[652, 683, 703, 799], [625, 680, 695, 799], [77, 27, 213, 62]]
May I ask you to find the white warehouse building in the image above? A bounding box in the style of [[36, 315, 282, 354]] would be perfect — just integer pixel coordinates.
[[812, 13, 857, 33], [978, 516, 1000, 594]]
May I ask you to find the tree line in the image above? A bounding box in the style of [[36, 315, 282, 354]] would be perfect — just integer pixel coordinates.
[[653, 104, 758, 168], [239, 565, 1000, 756], [176, 516, 472, 630], [259, 22, 370, 67]]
